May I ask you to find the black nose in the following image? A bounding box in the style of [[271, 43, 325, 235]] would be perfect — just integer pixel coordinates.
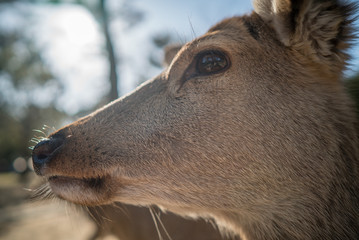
[[32, 137, 64, 176]]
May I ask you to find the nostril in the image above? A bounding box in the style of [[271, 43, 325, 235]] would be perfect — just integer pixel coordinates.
[[32, 137, 64, 175], [33, 140, 50, 161], [37, 153, 49, 161]]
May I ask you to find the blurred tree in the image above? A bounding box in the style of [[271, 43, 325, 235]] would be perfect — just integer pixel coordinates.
[[99, 0, 119, 101], [0, 21, 66, 171]]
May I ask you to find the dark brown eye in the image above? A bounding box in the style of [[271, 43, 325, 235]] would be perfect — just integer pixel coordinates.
[[196, 50, 229, 75]]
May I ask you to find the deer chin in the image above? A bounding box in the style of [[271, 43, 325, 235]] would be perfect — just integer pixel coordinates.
[[48, 175, 114, 205]]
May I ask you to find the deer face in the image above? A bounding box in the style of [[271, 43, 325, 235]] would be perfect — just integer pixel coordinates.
[[32, 1, 358, 238]]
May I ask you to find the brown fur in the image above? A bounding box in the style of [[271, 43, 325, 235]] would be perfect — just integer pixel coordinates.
[[32, 0, 359, 239]]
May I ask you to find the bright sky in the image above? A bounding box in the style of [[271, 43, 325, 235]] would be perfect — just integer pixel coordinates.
[[1, 0, 359, 115], [30, 4, 108, 115]]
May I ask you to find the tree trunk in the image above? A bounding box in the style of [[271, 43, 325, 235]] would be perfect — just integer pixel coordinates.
[[99, 0, 119, 101]]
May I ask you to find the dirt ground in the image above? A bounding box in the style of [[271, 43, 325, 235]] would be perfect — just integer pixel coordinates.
[[0, 172, 104, 240]]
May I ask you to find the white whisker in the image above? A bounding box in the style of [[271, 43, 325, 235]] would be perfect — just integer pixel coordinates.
[[149, 206, 163, 240], [154, 209, 173, 240]]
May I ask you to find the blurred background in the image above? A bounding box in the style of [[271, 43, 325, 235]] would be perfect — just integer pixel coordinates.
[[0, 0, 358, 239]]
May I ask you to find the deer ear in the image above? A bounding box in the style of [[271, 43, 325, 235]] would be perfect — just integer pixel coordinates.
[[163, 44, 183, 67], [253, 0, 293, 45], [253, 0, 357, 74]]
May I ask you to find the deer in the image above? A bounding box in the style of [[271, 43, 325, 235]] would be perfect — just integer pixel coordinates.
[[32, 0, 359, 239]]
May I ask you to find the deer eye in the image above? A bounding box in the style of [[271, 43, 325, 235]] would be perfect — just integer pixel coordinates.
[[196, 50, 229, 75], [181, 49, 230, 87]]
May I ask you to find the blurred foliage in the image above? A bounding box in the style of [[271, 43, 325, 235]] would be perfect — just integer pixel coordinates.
[[346, 73, 359, 115], [0, 32, 54, 89], [0, 105, 67, 171], [0, 7, 67, 171]]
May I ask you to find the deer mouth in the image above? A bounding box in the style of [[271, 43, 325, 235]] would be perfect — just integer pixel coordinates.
[[48, 175, 104, 189], [47, 174, 113, 205]]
